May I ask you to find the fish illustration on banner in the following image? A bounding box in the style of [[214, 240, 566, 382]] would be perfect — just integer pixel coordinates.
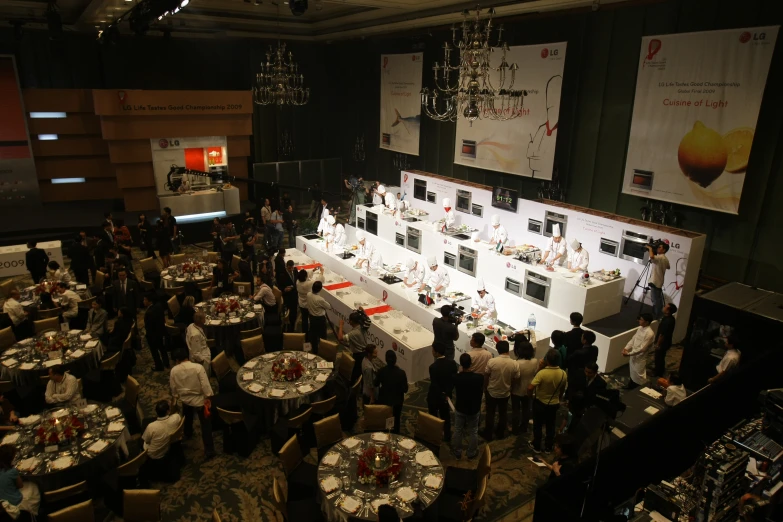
[[380, 53, 423, 156]]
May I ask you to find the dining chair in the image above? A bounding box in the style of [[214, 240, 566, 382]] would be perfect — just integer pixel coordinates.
[[77, 296, 96, 309], [271, 477, 288, 520], [317, 339, 338, 363], [337, 352, 355, 382], [282, 332, 305, 351], [138, 279, 155, 292], [34, 316, 60, 335], [0, 326, 16, 351], [93, 271, 105, 290], [139, 257, 159, 275], [351, 375, 363, 411], [278, 434, 318, 502], [37, 307, 63, 320], [313, 413, 343, 459], [100, 351, 121, 371], [414, 411, 444, 453], [121, 324, 134, 353], [167, 296, 180, 319], [43, 480, 90, 513], [212, 508, 222, 522], [232, 281, 251, 297], [272, 287, 283, 315], [231, 255, 241, 272], [123, 489, 161, 522], [168, 415, 187, 470], [48, 499, 95, 522], [122, 375, 142, 432], [445, 439, 491, 497], [211, 351, 231, 380], [163, 286, 184, 298], [437, 474, 487, 522], [309, 395, 337, 419], [361, 404, 393, 432], [206, 252, 219, 264], [170, 254, 185, 265], [217, 407, 255, 457], [117, 449, 148, 488], [0, 381, 13, 395], [241, 335, 265, 360], [272, 406, 312, 453], [240, 326, 264, 339], [0, 280, 14, 299]]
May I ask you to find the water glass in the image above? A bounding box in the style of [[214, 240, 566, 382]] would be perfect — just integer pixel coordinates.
[[370, 480, 377, 491], [342, 474, 350, 491]]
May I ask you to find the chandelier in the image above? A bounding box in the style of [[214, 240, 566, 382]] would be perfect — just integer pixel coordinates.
[[253, 41, 310, 106], [278, 129, 295, 158], [353, 135, 365, 162], [420, 5, 525, 124]]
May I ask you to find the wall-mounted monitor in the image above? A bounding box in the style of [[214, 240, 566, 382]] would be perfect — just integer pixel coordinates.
[[491, 186, 518, 213]]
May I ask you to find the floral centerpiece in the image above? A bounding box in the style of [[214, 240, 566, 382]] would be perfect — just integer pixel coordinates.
[[35, 415, 84, 446], [34, 281, 56, 295], [213, 298, 240, 315], [182, 261, 202, 274], [35, 334, 68, 354], [357, 445, 402, 487], [271, 355, 305, 382]]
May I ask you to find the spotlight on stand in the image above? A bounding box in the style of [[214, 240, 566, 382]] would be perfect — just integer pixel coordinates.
[[289, 0, 308, 16]]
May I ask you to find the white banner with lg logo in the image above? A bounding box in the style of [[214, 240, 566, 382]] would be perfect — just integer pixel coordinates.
[[0, 240, 63, 278]]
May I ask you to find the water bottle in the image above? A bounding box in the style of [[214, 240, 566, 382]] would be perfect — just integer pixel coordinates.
[[527, 313, 537, 331]]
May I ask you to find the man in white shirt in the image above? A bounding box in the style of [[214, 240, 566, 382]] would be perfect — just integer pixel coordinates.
[[253, 276, 277, 315], [621, 313, 654, 389], [646, 242, 670, 319], [403, 258, 424, 288], [354, 231, 376, 270], [186, 312, 211, 375], [307, 280, 332, 355], [568, 238, 590, 272], [169, 348, 214, 458], [709, 335, 741, 384], [3, 288, 30, 339], [472, 279, 496, 322], [664, 372, 686, 406], [419, 256, 450, 294], [141, 400, 181, 461], [45, 366, 81, 404], [296, 267, 324, 338], [540, 224, 566, 267], [489, 215, 508, 251], [56, 283, 80, 321], [47, 261, 71, 284]]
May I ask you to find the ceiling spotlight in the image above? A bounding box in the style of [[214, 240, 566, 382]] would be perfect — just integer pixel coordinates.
[[158, 15, 163, 20], [180, 0, 189, 6], [173, 7, 180, 13]]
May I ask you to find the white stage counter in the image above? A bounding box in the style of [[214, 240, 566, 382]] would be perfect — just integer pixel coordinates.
[[0, 241, 63, 278]]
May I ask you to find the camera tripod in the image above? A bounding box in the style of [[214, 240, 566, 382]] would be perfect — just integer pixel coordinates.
[[624, 259, 652, 315]]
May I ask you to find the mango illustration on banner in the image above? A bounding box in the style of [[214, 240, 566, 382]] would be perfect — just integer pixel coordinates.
[[677, 121, 754, 188]]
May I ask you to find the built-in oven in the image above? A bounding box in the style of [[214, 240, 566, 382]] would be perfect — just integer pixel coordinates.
[[523, 270, 551, 308], [620, 230, 651, 265], [505, 277, 523, 297], [443, 252, 457, 269], [357, 217, 365, 230], [395, 233, 405, 247], [599, 238, 620, 257], [543, 211, 567, 238], [528, 219, 543, 235], [366, 211, 378, 236], [456, 189, 471, 214], [457, 245, 478, 277], [406, 227, 421, 254], [471, 203, 483, 218], [414, 179, 427, 201], [426, 191, 437, 204]]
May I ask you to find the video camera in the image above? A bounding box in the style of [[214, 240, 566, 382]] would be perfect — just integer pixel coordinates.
[[347, 176, 363, 191], [648, 238, 669, 252], [349, 308, 372, 329]]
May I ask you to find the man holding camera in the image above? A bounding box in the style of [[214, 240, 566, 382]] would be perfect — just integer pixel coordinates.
[[432, 304, 460, 362], [646, 241, 670, 319]]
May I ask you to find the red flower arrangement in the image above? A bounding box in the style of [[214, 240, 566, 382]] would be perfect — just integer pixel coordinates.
[[271, 356, 305, 382], [357, 446, 402, 487], [35, 415, 83, 446], [182, 262, 202, 274], [213, 298, 241, 315], [34, 281, 55, 295], [34, 334, 68, 354]]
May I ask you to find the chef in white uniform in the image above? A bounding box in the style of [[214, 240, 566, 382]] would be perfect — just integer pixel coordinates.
[[317, 207, 330, 236], [323, 215, 336, 251], [622, 313, 654, 388], [332, 221, 346, 248], [568, 238, 590, 272], [472, 278, 497, 322], [354, 230, 376, 270], [489, 214, 508, 251], [372, 186, 383, 206], [403, 258, 424, 288], [419, 256, 450, 293], [378, 185, 397, 213], [540, 224, 566, 267], [442, 198, 456, 231]]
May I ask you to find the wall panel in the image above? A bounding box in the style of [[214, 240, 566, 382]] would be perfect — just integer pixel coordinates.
[[39, 179, 121, 201], [99, 115, 253, 140], [32, 136, 108, 157], [27, 114, 102, 135], [35, 157, 114, 179]]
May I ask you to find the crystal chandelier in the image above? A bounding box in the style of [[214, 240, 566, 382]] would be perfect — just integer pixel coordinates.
[[253, 41, 310, 106], [420, 5, 525, 124]]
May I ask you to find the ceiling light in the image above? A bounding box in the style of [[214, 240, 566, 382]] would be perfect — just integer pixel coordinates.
[[254, 41, 309, 106], [173, 7, 180, 13], [180, 0, 189, 6], [29, 112, 66, 119], [38, 134, 58, 140], [51, 178, 86, 184]]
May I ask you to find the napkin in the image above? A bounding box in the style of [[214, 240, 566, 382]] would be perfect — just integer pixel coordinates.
[[19, 300, 33, 307], [305, 353, 316, 360], [248, 384, 264, 393], [395, 487, 417, 503], [209, 320, 222, 326], [320, 476, 340, 493], [644, 406, 660, 415], [242, 373, 254, 382], [229, 317, 241, 324], [80, 334, 92, 341], [17, 457, 41, 473], [42, 359, 62, 368], [163, 275, 173, 280], [18, 339, 32, 345], [315, 373, 329, 383], [269, 389, 286, 398], [87, 440, 109, 453], [194, 275, 205, 280], [246, 312, 255, 318], [52, 408, 70, 418], [640, 387, 662, 399], [18, 415, 40, 426], [415, 450, 439, 467], [244, 360, 258, 369], [297, 385, 313, 394], [1, 433, 20, 446], [341, 437, 361, 449], [70, 349, 85, 358], [105, 407, 121, 418], [253, 305, 263, 310], [372, 499, 390, 512], [51, 456, 73, 470], [262, 353, 276, 360], [322, 453, 340, 467], [372, 432, 390, 442], [85, 340, 99, 348], [341, 496, 361, 514], [424, 474, 443, 489], [19, 363, 35, 370], [80, 404, 98, 414], [3, 349, 17, 356], [176, 277, 186, 282], [108, 421, 125, 432], [317, 362, 334, 369], [398, 438, 416, 450], [68, 329, 81, 335], [2, 359, 17, 368], [76, 284, 87, 290]]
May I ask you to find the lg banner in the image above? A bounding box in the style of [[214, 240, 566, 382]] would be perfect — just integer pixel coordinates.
[[623, 27, 778, 214], [379, 53, 423, 156], [150, 136, 227, 195], [453, 42, 567, 180]]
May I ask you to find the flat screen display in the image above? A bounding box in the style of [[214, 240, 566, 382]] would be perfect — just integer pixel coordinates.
[[491, 186, 518, 213]]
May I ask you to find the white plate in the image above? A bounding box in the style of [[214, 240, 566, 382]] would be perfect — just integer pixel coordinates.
[[229, 318, 241, 324]]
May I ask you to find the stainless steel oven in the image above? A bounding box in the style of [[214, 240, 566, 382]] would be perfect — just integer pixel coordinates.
[[543, 211, 567, 238], [528, 219, 543, 234], [505, 277, 523, 297], [406, 226, 421, 254], [523, 270, 551, 308], [444, 251, 456, 269], [620, 230, 651, 265], [357, 217, 365, 230], [395, 233, 405, 247], [471, 203, 483, 218], [456, 189, 471, 214], [366, 211, 378, 236], [457, 245, 478, 277], [599, 238, 619, 257], [414, 179, 427, 201], [426, 191, 436, 204]]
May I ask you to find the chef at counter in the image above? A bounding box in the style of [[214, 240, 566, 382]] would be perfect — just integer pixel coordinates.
[[403, 258, 425, 288], [472, 278, 497, 322], [489, 214, 508, 251], [540, 224, 567, 266], [568, 237, 590, 273], [420, 255, 450, 293], [442, 197, 456, 231], [354, 231, 375, 270]]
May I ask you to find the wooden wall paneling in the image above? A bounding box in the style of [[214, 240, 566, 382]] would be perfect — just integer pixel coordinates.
[[22, 89, 94, 112], [227, 136, 251, 157], [99, 115, 253, 140], [107, 140, 153, 164], [39, 179, 121, 202], [228, 157, 249, 200], [92, 90, 253, 116], [27, 114, 102, 135], [115, 163, 156, 189], [31, 136, 108, 157], [35, 157, 114, 179], [123, 187, 159, 212]]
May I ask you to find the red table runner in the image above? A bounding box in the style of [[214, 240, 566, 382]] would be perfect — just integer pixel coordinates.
[[363, 304, 393, 316], [323, 282, 354, 291]]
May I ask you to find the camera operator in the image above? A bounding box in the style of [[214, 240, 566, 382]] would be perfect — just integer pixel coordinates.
[[645, 240, 670, 319], [432, 304, 460, 362], [338, 307, 371, 382]]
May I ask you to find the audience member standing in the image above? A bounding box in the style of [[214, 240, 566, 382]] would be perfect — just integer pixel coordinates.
[[137, 213, 156, 259], [466, 332, 491, 374], [96, 220, 115, 271], [169, 348, 215, 459], [111, 268, 140, 319], [528, 349, 567, 453], [654, 304, 677, 377], [143, 294, 170, 371], [564, 312, 585, 359], [296, 268, 321, 337], [622, 313, 654, 389], [451, 353, 484, 459], [281, 260, 299, 332], [186, 312, 211, 375], [68, 235, 94, 285], [375, 350, 408, 434], [483, 341, 519, 441], [566, 362, 607, 432], [432, 305, 459, 362], [511, 338, 538, 435], [25, 241, 49, 284], [306, 281, 331, 355], [427, 344, 458, 441]]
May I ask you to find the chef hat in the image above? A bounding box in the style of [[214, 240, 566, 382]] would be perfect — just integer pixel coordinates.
[[476, 278, 486, 292], [427, 255, 437, 267], [491, 214, 500, 226], [552, 224, 561, 237], [442, 198, 451, 208], [569, 238, 581, 250], [356, 230, 365, 241], [327, 215, 335, 225], [405, 258, 415, 269], [377, 185, 386, 194]]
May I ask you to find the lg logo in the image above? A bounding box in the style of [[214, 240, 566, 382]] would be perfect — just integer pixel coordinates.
[[382, 290, 388, 302], [303, 244, 307, 253], [506, 261, 517, 270], [392, 342, 405, 355], [541, 48, 559, 58], [403, 174, 409, 183]]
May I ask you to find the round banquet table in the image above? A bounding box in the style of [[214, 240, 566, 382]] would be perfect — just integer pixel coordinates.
[[237, 350, 336, 420], [195, 295, 262, 361], [0, 330, 105, 386], [160, 261, 215, 288], [317, 433, 445, 521], [4, 401, 130, 491], [20, 281, 93, 321]]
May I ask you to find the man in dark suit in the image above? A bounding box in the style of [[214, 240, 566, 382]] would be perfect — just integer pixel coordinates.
[[565, 330, 599, 390], [567, 362, 607, 433], [564, 312, 585, 359], [427, 343, 458, 441], [96, 221, 115, 271], [68, 236, 95, 285], [111, 269, 140, 319], [375, 350, 408, 434], [281, 260, 299, 332], [143, 293, 169, 371], [25, 241, 49, 284]]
